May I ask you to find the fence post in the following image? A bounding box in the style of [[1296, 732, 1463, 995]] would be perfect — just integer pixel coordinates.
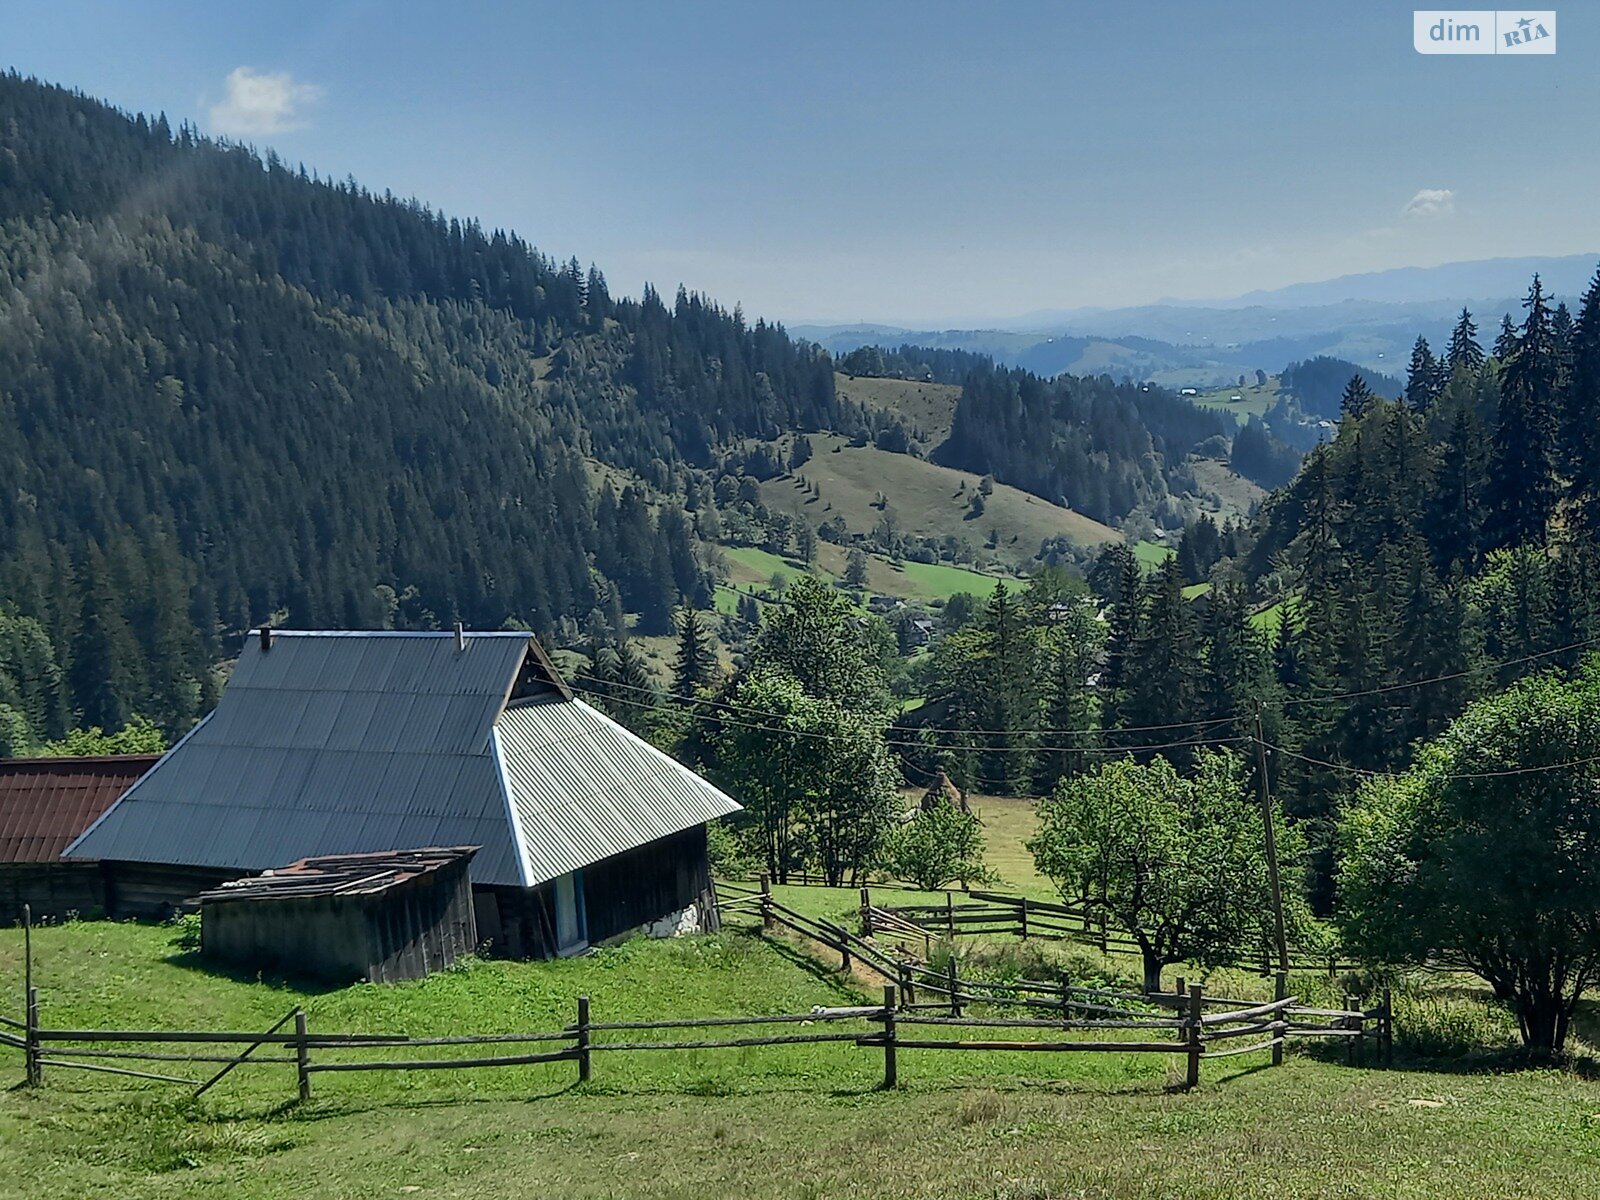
[[24, 985, 40, 1087], [1019, 896, 1029, 940], [1353, 995, 1366, 1068], [945, 891, 955, 938], [881, 984, 898, 1089], [759, 874, 773, 932], [576, 995, 592, 1083], [1060, 973, 1071, 1023], [294, 1009, 311, 1101], [898, 962, 917, 1008], [1173, 976, 1187, 1043], [1382, 987, 1394, 1067], [860, 887, 873, 937], [1272, 971, 1287, 1067], [834, 923, 851, 972], [1343, 994, 1358, 1067], [947, 955, 962, 1018], [1184, 983, 1203, 1090]]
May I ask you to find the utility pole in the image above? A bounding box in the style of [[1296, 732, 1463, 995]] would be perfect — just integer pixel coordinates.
[[1253, 704, 1289, 976]]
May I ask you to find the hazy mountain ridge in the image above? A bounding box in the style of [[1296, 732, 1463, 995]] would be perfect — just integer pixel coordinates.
[[796, 255, 1598, 384]]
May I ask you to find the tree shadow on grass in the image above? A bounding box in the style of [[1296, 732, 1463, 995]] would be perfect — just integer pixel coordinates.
[[1293, 1039, 1600, 1079], [241, 1082, 582, 1125], [755, 932, 877, 1002], [162, 949, 344, 997]]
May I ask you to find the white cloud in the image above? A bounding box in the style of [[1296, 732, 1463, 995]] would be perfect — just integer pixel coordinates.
[[1403, 188, 1456, 219], [208, 67, 322, 137]]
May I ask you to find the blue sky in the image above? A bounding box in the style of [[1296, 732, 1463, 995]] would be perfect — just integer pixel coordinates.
[[5, 2, 1596, 325]]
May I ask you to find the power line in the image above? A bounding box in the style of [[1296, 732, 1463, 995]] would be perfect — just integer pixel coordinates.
[[1277, 633, 1600, 709], [569, 680, 1245, 756], [571, 669, 1242, 738], [1257, 738, 1600, 782], [577, 628, 1600, 742]]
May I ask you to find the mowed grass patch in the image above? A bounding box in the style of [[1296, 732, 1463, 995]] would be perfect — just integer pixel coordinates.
[[1187, 379, 1281, 421], [965, 792, 1055, 898], [834, 373, 961, 445], [763, 432, 1120, 566], [1133, 540, 1174, 570]]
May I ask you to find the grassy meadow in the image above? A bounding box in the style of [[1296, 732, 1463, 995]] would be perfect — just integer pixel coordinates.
[[5, 913, 1600, 1199], [758, 433, 1120, 566], [1186, 379, 1281, 422], [718, 542, 1007, 609], [5, 794, 1600, 1200]]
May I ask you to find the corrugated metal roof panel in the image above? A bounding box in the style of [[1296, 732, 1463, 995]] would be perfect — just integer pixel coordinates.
[[495, 698, 742, 886], [66, 632, 533, 886], [64, 631, 736, 891], [0, 756, 159, 862]]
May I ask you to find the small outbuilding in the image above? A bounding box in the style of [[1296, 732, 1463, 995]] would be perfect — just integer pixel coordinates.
[[196, 847, 479, 984], [0, 754, 160, 922]]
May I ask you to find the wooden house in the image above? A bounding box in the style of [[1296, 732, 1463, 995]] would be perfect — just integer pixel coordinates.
[[67, 629, 742, 957]]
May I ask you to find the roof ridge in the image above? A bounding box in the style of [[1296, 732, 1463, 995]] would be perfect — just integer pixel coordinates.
[[247, 629, 533, 639]]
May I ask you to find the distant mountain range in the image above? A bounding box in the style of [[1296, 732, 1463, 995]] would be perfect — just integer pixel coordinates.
[[794, 254, 1599, 387]]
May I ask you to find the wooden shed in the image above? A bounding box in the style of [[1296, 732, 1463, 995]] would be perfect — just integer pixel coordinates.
[[196, 847, 479, 984], [0, 754, 159, 922]]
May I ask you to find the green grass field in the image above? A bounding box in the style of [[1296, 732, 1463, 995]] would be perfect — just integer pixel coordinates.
[[1186, 379, 1281, 422], [719, 542, 1007, 609], [760, 433, 1120, 570], [4, 760, 1596, 1200], [6, 916, 1600, 1199], [833, 373, 961, 445], [1133, 540, 1174, 570]]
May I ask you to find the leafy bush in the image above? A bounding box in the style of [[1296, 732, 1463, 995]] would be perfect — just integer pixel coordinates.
[[707, 820, 762, 879], [884, 803, 994, 891]]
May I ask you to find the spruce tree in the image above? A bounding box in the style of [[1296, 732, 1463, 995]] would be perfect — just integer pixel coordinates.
[[1494, 314, 1519, 360], [1447, 307, 1484, 374], [1099, 546, 1144, 732], [1121, 559, 1199, 762], [1340, 375, 1376, 421], [1405, 337, 1440, 412], [671, 606, 717, 698], [1489, 276, 1560, 548], [1424, 406, 1485, 574], [1562, 269, 1600, 543]]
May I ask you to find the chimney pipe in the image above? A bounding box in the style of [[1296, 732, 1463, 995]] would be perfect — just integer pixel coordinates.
[[259, 625, 272, 653], [454, 622, 466, 652]]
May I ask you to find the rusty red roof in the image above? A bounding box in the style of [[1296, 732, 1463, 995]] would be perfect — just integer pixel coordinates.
[[0, 755, 160, 862]]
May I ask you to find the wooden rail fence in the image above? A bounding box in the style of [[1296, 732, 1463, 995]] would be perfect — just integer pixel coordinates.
[[859, 885, 1360, 976], [1, 899, 1390, 1104], [1, 981, 1389, 1101]]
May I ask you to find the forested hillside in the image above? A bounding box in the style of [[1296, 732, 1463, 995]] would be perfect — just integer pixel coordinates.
[[0, 72, 1223, 752], [0, 72, 836, 748], [872, 277, 1600, 911], [934, 364, 1234, 524]]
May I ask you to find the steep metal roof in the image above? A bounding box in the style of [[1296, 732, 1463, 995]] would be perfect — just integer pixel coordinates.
[[0, 755, 159, 862], [67, 631, 532, 885], [65, 630, 740, 889], [494, 697, 742, 886]]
